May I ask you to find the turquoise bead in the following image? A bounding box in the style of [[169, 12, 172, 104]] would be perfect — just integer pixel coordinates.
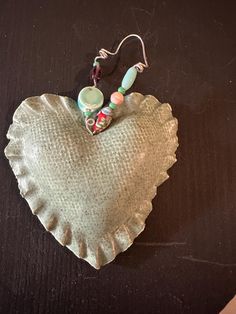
[[84, 111, 92, 117], [109, 102, 117, 110], [118, 86, 126, 95], [93, 61, 100, 67], [78, 86, 104, 115], [121, 66, 138, 91]]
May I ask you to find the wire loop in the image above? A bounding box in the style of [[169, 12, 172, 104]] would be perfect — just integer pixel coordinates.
[[94, 34, 149, 73]]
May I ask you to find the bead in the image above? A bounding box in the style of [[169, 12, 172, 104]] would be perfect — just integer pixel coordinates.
[[78, 86, 104, 114], [121, 66, 138, 90], [84, 111, 92, 117], [93, 107, 113, 134], [109, 102, 117, 110], [90, 65, 101, 84], [118, 86, 126, 95], [110, 92, 124, 106], [93, 61, 100, 67]]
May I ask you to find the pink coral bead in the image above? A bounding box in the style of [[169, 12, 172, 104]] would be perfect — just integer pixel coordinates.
[[110, 92, 124, 106]]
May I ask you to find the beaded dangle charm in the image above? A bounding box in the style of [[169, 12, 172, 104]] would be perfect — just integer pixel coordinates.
[[77, 34, 149, 135], [4, 34, 178, 269]]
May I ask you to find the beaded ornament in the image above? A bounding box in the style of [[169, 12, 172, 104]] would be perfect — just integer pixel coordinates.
[[77, 34, 149, 135], [4, 33, 179, 269]]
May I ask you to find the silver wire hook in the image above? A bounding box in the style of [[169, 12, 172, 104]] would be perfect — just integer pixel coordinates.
[[94, 34, 149, 73]]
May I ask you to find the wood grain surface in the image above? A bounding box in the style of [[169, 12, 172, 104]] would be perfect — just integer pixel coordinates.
[[0, 0, 235, 313]]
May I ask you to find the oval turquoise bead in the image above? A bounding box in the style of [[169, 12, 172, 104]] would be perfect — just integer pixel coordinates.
[[121, 66, 138, 90]]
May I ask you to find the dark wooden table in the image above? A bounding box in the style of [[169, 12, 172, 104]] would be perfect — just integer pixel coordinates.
[[0, 1, 235, 313]]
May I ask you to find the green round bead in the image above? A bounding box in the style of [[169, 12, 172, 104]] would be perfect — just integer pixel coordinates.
[[93, 61, 100, 67], [118, 86, 126, 95], [84, 111, 92, 117], [109, 102, 117, 110]]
